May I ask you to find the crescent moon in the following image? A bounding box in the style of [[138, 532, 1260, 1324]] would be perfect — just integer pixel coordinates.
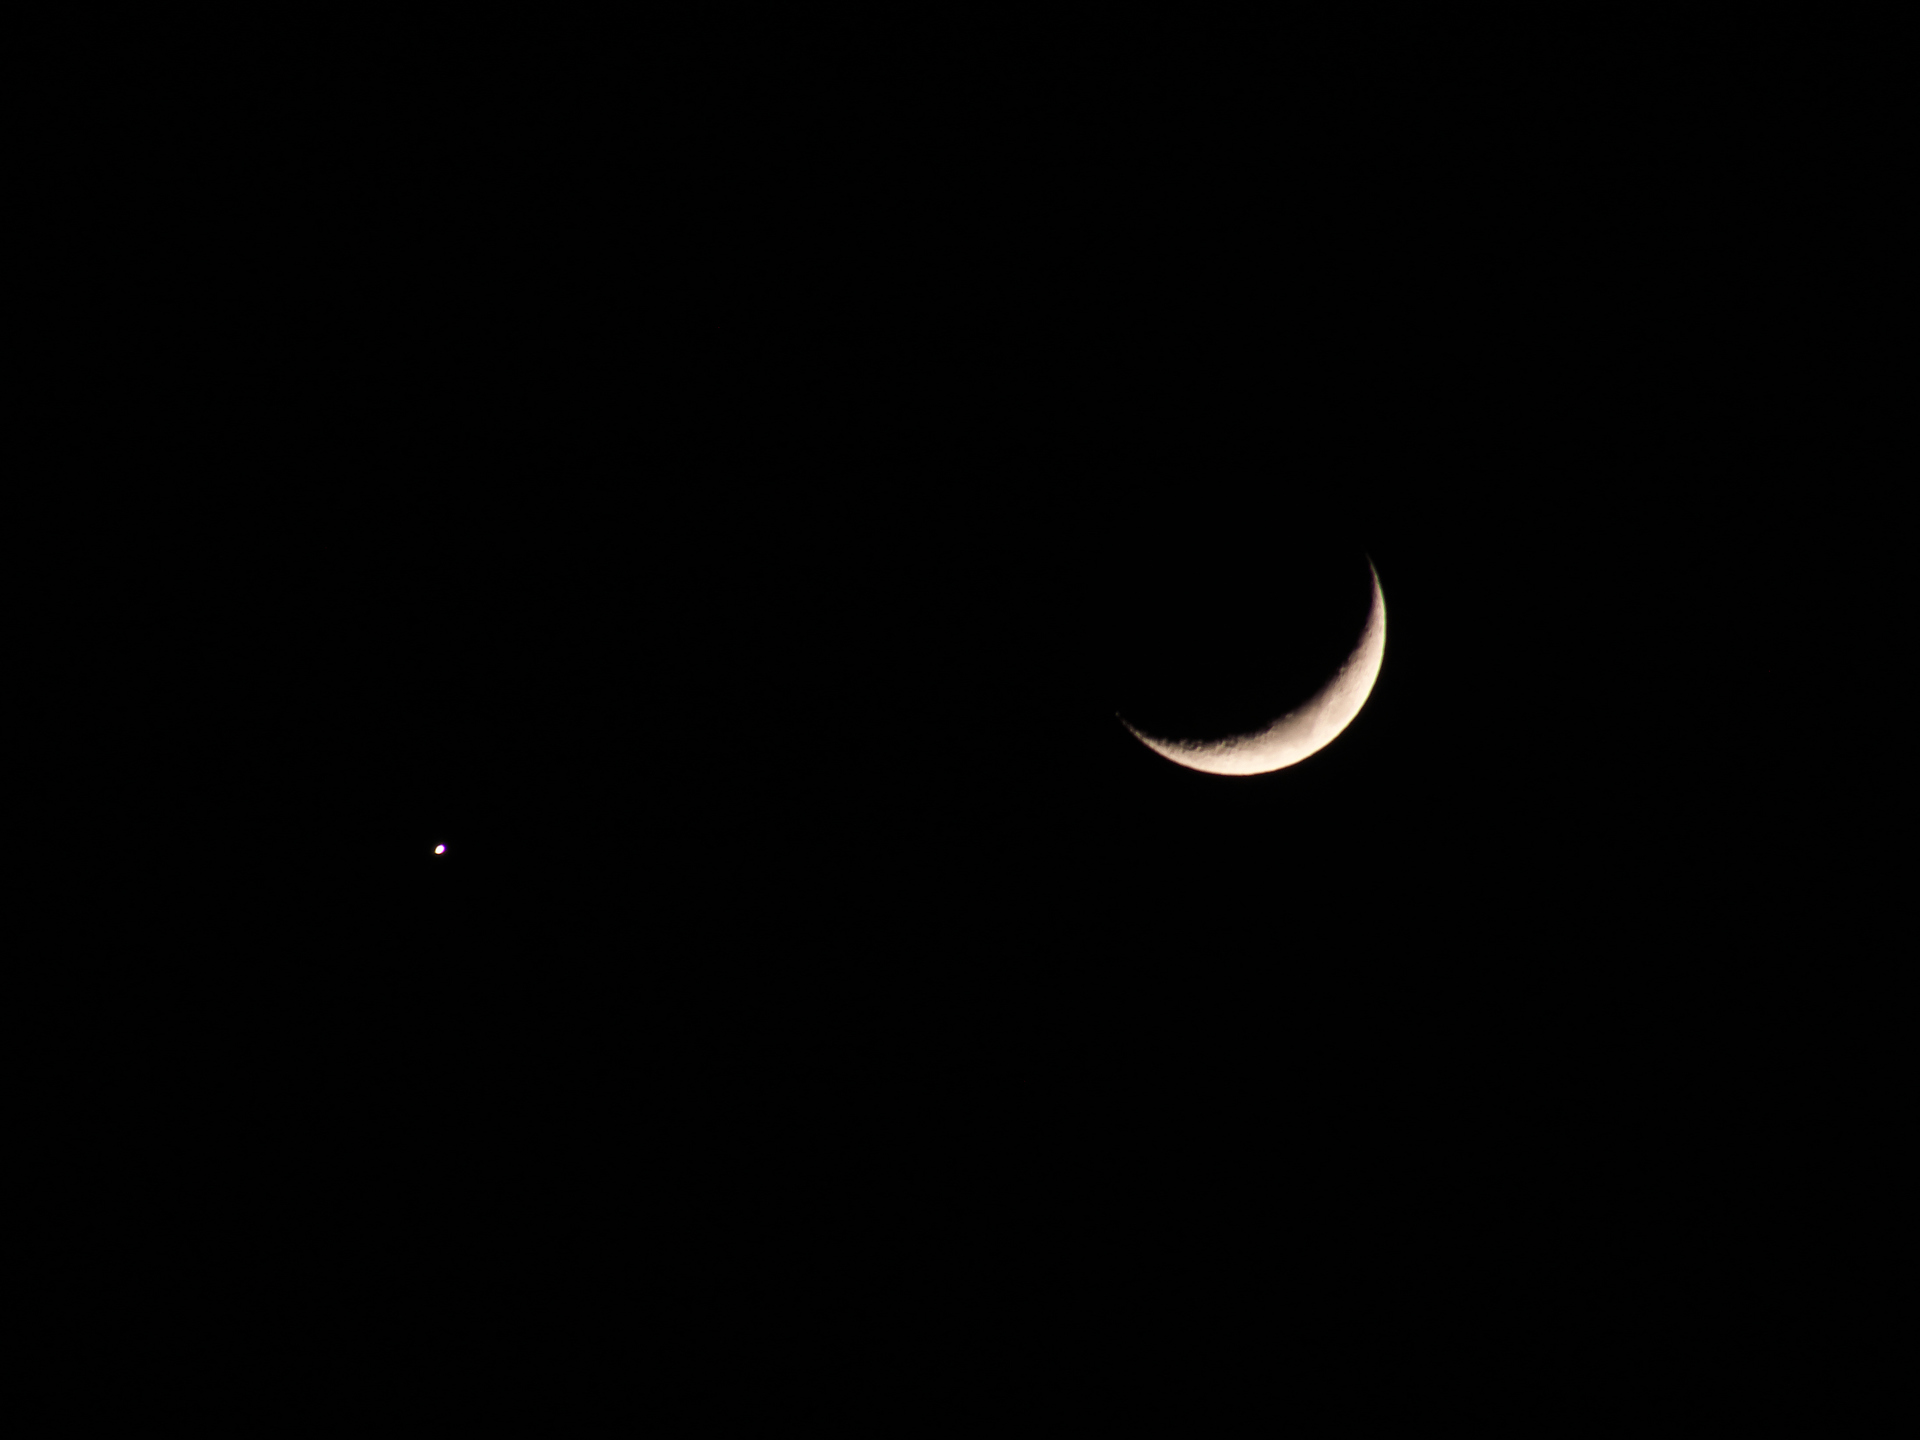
[[1118, 559, 1386, 776]]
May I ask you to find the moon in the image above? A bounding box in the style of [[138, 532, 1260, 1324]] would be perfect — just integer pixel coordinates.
[[1118, 558, 1386, 776]]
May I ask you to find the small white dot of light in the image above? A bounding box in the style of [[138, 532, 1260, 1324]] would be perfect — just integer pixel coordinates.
[[434, 844, 446, 855]]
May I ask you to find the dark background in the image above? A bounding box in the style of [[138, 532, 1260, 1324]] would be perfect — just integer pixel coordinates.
[[255, 38, 1594, 1040], [97, 16, 1895, 1402]]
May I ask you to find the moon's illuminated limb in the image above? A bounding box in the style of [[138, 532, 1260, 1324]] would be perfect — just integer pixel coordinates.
[[1119, 559, 1386, 776]]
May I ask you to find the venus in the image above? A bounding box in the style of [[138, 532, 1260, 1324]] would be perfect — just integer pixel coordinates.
[[1118, 558, 1386, 776]]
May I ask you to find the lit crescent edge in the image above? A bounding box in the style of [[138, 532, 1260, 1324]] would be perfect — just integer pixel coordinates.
[[1118, 559, 1386, 776]]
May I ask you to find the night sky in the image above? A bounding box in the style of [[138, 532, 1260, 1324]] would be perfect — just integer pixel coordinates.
[[277, 41, 1626, 1036], [161, 23, 1886, 1400]]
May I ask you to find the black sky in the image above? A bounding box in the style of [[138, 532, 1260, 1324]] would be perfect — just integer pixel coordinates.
[[162, 22, 1892, 1393], [279, 40, 1628, 996], [230, 41, 1729, 1073]]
